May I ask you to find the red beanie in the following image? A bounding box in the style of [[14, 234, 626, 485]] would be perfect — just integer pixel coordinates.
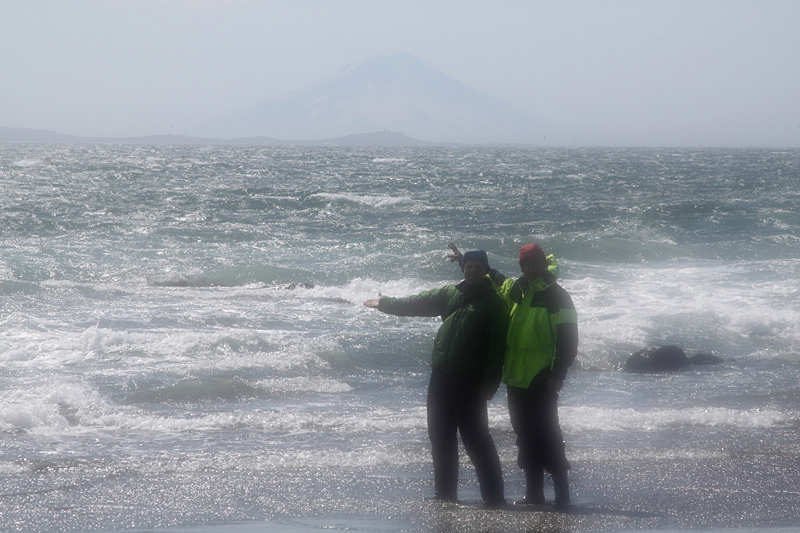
[[519, 244, 545, 264]]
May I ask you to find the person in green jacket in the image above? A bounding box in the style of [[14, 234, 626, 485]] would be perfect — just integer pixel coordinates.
[[448, 243, 578, 507], [364, 250, 508, 507]]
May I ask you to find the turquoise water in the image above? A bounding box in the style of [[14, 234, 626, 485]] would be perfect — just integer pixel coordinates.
[[1, 145, 799, 531]]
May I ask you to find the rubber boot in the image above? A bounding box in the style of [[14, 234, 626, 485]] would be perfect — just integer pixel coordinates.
[[552, 468, 570, 507], [518, 468, 545, 505]]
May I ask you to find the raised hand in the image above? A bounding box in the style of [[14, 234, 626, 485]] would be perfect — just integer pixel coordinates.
[[447, 242, 463, 264]]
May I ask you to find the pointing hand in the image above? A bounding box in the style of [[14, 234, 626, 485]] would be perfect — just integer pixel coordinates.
[[364, 292, 382, 308]]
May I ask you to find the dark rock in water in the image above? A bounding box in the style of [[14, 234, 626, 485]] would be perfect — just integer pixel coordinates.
[[624, 346, 723, 372], [625, 345, 690, 372], [689, 352, 724, 365]]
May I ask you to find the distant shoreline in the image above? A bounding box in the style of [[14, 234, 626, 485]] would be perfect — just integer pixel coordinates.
[[4, 128, 797, 149], [0, 126, 545, 147]]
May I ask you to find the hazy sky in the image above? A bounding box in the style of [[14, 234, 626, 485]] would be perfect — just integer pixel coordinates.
[[2, 0, 799, 147]]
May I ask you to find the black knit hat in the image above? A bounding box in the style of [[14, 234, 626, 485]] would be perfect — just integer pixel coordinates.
[[461, 249, 490, 271]]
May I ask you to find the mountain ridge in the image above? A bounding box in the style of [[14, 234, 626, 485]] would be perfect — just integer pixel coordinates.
[[194, 53, 556, 144], [2, 53, 559, 145]]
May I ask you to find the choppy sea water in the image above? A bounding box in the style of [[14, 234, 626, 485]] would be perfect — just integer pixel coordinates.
[[1, 144, 799, 532]]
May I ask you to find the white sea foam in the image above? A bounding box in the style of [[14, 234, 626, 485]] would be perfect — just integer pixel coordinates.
[[568, 446, 725, 462], [11, 159, 42, 167], [311, 277, 442, 306], [132, 445, 429, 471], [0, 321, 342, 379], [311, 192, 414, 208], [0, 378, 426, 441], [255, 376, 353, 394], [372, 157, 406, 163], [568, 259, 800, 368], [563, 405, 793, 432], [0, 380, 107, 434]]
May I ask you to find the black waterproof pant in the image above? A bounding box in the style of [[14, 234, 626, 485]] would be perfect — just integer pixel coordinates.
[[507, 379, 570, 504], [426, 368, 505, 504]]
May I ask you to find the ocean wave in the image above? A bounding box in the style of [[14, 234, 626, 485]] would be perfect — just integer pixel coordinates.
[[562, 405, 794, 432], [124, 376, 353, 404], [311, 192, 414, 208], [0, 324, 341, 377], [568, 446, 725, 462], [255, 376, 353, 394], [307, 276, 442, 306], [568, 259, 800, 367], [1, 442, 430, 473], [147, 268, 209, 287], [11, 159, 42, 167], [0, 379, 426, 440]]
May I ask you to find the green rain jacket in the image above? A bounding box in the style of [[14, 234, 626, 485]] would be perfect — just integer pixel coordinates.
[[377, 277, 509, 395], [489, 254, 578, 389]]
